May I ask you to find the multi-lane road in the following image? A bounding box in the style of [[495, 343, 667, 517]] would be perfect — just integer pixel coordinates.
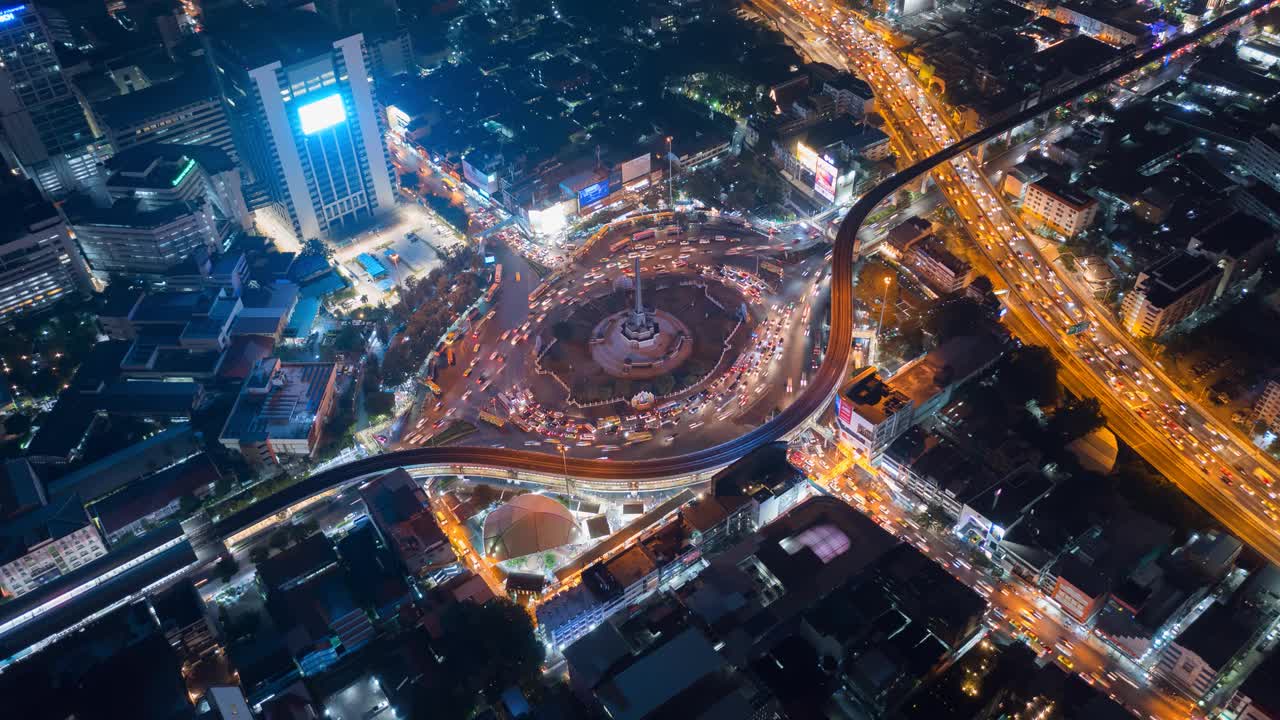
[[768, 0, 1280, 566]]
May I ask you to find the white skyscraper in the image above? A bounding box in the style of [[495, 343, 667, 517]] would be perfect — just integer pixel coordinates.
[[207, 8, 397, 243]]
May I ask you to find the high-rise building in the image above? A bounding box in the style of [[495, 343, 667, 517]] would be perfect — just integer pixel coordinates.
[[67, 146, 249, 279], [92, 69, 238, 163], [0, 179, 90, 320], [0, 3, 104, 197], [205, 9, 396, 242]]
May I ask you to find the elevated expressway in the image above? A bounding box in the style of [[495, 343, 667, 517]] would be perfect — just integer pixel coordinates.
[[213, 1, 1277, 551]]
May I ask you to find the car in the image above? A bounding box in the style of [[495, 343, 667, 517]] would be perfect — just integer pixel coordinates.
[[375, 435, 388, 445], [472, 342, 480, 352], [488, 351, 499, 361]]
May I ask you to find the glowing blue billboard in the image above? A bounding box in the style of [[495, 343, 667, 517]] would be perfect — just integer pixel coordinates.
[[0, 5, 24, 23], [577, 179, 609, 207], [298, 95, 347, 135]]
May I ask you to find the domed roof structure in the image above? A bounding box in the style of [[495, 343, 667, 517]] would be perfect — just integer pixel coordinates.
[[482, 494, 579, 561]]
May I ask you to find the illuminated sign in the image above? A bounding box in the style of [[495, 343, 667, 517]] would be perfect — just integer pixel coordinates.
[[835, 396, 853, 427], [796, 142, 818, 173], [171, 159, 196, 186], [814, 155, 838, 202], [298, 95, 347, 135], [528, 203, 567, 235], [577, 179, 609, 207], [0, 5, 24, 23]]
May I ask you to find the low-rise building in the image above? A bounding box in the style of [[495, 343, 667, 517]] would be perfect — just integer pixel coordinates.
[[359, 468, 455, 578], [219, 358, 338, 463], [1255, 380, 1280, 432], [0, 493, 108, 600], [1120, 251, 1220, 338], [1243, 128, 1280, 193], [835, 333, 1008, 460], [903, 236, 971, 294], [1021, 176, 1098, 237], [1186, 212, 1275, 299]]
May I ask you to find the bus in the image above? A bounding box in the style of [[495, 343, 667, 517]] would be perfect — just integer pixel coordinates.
[[633, 228, 656, 242], [479, 411, 506, 428], [609, 237, 631, 253], [529, 283, 550, 303], [493, 263, 503, 286], [425, 379, 443, 396], [623, 431, 652, 445]]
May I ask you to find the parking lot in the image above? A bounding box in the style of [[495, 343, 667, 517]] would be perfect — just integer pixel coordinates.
[[331, 202, 467, 306]]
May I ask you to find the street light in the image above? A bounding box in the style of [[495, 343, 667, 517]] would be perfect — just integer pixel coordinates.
[[876, 276, 891, 364], [558, 445, 572, 496], [666, 136, 674, 208]]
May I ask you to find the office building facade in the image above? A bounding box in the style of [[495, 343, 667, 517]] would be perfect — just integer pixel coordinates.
[[1120, 251, 1220, 338], [0, 3, 103, 197], [0, 180, 89, 320], [209, 12, 396, 242]]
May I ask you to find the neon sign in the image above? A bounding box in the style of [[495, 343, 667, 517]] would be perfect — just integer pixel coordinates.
[[0, 5, 25, 23]]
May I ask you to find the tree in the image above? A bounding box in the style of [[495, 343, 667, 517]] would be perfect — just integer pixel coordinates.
[[653, 374, 676, 395], [214, 474, 234, 498], [178, 493, 201, 515], [333, 325, 367, 352], [552, 320, 574, 343], [366, 391, 395, 417], [925, 297, 987, 341], [300, 238, 331, 258], [216, 556, 239, 583], [999, 345, 1060, 407], [269, 529, 292, 550], [3, 414, 31, 436], [432, 599, 545, 707], [249, 546, 270, 565], [1049, 396, 1105, 442]]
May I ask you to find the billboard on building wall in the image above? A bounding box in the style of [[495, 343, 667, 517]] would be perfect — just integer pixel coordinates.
[[836, 396, 853, 428], [796, 142, 819, 173], [621, 154, 652, 183], [577, 179, 610, 208], [814, 155, 838, 201], [298, 95, 347, 135]]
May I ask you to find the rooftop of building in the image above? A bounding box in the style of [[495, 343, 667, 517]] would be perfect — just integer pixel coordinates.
[[909, 236, 971, 276], [889, 332, 1008, 408], [1240, 649, 1280, 718], [1175, 600, 1256, 669], [256, 533, 338, 593], [842, 368, 913, 424], [0, 492, 93, 566], [1031, 175, 1096, 209], [787, 116, 888, 155], [43, 422, 199, 502], [206, 7, 345, 71], [68, 195, 207, 229], [1137, 251, 1219, 308], [221, 359, 336, 443], [711, 442, 802, 501], [87, 453, 220, 536], [1191, 211, 1273, 258], [0, 179, 62, 244], [0, 460, 43, 520], [594, 627, 729, 720], [93, 67, 219, 130]]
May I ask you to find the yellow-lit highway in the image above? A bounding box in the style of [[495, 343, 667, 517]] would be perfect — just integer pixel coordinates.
[[769, 0, 1280, 570]]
